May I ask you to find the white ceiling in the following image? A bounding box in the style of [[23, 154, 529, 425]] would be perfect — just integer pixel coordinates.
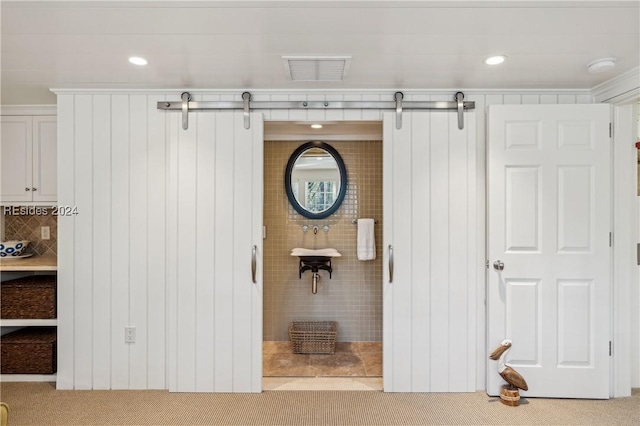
[[2, 0, 639, 105]]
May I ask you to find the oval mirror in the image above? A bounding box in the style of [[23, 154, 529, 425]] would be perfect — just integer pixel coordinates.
[[285, 141, 347, 219]]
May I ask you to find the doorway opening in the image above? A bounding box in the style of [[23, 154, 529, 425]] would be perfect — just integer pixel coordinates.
[[262, 121, 383, 391]]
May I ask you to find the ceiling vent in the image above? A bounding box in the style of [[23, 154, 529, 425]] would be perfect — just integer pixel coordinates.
[[283, 56, 351, 81]]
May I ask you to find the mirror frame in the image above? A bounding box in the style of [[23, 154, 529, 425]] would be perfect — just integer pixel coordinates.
[[284, 141, 348, 219]]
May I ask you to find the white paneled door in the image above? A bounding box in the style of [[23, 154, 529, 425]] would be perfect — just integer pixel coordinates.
[[168, 111, 263, 392], [383, 111, 477, 392], [487, 105, 611, 398]]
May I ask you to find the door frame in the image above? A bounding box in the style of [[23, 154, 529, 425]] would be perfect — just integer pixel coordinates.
[[609, 95, 639, 397]]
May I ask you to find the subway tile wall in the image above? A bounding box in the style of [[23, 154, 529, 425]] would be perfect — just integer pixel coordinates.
[[2, 208, 58, 256], [264, 140, 382, 342]]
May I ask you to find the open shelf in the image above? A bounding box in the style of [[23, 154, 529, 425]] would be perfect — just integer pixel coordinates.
[[0, 254, 57, 271], [0, 374, 56, 382], [0, 319, 57, 327]]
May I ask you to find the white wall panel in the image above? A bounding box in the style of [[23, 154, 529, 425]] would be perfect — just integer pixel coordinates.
[[73, 94, 93, 390], [55, 89, 592, 391], [146, 95, 167, 390], [56, 94, 167, 390], [91, 95, 112, 390], [110, 95, 131, 390], [56, 94, 75, 390], [129, 95, 149, 389]]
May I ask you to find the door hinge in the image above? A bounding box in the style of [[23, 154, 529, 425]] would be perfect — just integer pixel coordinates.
[[609, 232, 613, 247], [485, 260, 489, 269], [609, 341, 612, 356], [609, 123, 613, 138]]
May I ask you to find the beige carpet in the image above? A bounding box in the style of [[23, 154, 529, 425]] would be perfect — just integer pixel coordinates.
[[1, 382, 638, 426]]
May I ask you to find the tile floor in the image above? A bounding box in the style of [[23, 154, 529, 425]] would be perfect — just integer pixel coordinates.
[[263, 341, 383, 391], [263, 376, 383, 391], [263, 341, 382, 377]]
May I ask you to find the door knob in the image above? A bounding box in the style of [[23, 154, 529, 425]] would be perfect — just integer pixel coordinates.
[[493, 260, 504, 271]]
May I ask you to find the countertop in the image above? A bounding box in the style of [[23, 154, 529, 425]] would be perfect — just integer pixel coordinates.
[[0, 254, 57, 271]]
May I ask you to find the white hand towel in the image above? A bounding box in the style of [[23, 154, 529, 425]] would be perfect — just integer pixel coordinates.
[[357, 218, 376, 261]]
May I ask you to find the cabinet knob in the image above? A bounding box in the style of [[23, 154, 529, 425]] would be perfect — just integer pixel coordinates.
[[32, 187, 37, 191], [25, 187, 31, 191]]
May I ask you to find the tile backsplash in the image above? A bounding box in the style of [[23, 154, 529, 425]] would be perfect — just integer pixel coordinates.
[[264, 140, 382, 342], [2, 208, 57, 256]]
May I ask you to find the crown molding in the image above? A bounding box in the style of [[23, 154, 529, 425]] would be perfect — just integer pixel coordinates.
[[0, 105, 57, 116], [591, 67, 640, 104]]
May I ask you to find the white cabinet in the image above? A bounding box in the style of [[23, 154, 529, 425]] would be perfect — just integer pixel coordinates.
[[1, 116, 57, 203]]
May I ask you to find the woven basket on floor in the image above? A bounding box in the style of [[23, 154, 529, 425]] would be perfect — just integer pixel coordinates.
[[289, 321, 337, 354]]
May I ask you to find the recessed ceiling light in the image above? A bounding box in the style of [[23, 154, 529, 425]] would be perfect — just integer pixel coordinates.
[[311, 124, 323, 129], [129, 56, 148, 66], [587, 57, 616, 74], [484, 55, 507, 65]]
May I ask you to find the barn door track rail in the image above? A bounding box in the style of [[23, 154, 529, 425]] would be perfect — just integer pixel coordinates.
[[157, 91, 475, 131]]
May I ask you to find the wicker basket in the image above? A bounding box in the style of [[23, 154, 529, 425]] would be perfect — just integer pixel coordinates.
[[289, 321, 337, 354], [1, 275, 57, 319], [1, 327, 57, 374]]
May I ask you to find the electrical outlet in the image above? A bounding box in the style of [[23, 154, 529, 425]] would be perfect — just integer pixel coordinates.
[[125, 326, 136, 343], [41, 226, 50, 240]]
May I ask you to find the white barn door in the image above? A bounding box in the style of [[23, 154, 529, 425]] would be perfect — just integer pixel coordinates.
[[383, 110, 477, 392], [168, 111, 263, 392], [487, 104, 611, 399]]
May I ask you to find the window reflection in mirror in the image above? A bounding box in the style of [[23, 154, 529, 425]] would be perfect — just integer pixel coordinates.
[[291, 148, 339, 213], [285, 141, 347, 219]]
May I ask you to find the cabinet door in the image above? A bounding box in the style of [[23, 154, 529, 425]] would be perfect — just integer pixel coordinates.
[[32, 116, 57, 202], [0, 116, 33, 202]]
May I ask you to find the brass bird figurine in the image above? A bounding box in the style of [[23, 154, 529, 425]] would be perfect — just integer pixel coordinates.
[[489, 339, 528, 391]]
